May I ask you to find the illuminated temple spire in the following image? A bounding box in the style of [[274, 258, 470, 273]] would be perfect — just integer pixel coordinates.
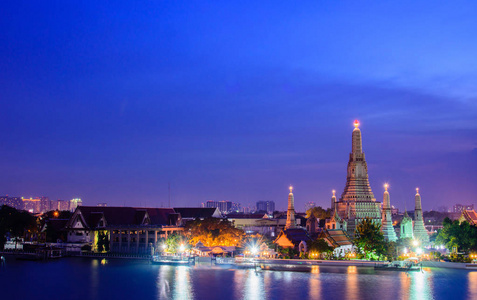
[[331, 190, 337, 211], [340, 120, 376, 204], [333, 120, 380, 238], [285, 185, 296, 229], [413, 188, 429, 245], [381, 184, 397, 241]]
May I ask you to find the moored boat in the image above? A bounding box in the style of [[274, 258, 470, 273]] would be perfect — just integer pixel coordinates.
[[374, 260, 421, 271], [151, 255, 193, 265]]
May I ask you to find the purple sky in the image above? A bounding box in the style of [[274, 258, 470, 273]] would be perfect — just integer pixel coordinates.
[[1, 1, 476, 211]]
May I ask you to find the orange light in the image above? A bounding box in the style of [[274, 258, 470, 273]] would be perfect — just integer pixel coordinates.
[[354, 120, 360, 128]]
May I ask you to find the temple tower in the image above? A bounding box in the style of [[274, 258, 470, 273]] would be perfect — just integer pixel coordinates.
[[381, 184, 397, 242], [413, 188, 429, 245], [400, 211, 414, 239], [331, 190, 337, 211], [334, 120, 381, 238], [285, 186, 296, 229]]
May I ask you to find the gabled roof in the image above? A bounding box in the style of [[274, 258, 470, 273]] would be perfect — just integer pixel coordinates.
[[67, 206, 177, 229], [461, 210, 477, 225], [325, 229, 352, 247], [174, 207, 221, 219], [274, 228, 312, 247]]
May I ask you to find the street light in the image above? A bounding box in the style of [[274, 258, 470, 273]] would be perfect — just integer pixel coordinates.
[[413, 240, 419, 247]]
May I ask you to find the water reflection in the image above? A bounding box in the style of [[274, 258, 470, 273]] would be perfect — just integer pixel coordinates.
[[399, 272, 410, 300], [309, 272, 321, 299], [156, 266, 193, 299], [173, 266, 192, 299], [346, 266, 358, 300], [409, 270, 432, 300], [244, 270, 265, 300], [234, 270, 246, 299], [468, 271, 477, 298]]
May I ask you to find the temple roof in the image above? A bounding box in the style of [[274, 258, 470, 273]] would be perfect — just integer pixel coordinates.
[[324, 229, 353, 247]]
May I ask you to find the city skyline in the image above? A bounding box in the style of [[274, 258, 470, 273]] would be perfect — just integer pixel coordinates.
[[1, 2, 476, 211]]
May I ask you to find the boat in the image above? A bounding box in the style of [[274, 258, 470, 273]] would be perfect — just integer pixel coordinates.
[[374, 260, 421, 271], [151, 255, 194, 265]]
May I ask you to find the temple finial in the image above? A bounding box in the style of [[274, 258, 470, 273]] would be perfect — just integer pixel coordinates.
[[354, 120, 360, 128], [384, 183, 388, 192], [289, 185, 293, 193], [416, 187, 419, 195], [332, 189, 336, 196]]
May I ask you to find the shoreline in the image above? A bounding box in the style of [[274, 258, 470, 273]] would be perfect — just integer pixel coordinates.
[[3, 252, 477, 271]]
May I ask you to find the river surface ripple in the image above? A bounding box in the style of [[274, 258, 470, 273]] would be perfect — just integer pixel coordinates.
[[0, 257, 474, 300]]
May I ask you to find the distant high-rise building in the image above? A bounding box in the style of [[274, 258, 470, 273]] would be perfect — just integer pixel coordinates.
[[22, 197, 41, 213], [241, 206, 252, 214], [256, 201, 275, 214], [304, 201, 316, 212], [57, 200, 69, 211], [70, 198, 83, 212], [231, 202, 241, 213], [454, 204, 474, 213], [0, 196, 23, 210], [206, 200, 232, 214], [40, 196, 50, 213]]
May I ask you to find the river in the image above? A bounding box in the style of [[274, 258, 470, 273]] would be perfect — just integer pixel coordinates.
[[0, 257, 474, 299]]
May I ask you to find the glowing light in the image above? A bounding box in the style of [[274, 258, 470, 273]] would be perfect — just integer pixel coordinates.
[[413, 240, 419, 247], [332, 190, 336, 196], [416, 248, 423, 255], [289, 185, 293, 193], [403, 247, 408, 254], [179, 244, 185, 252], [251, 247, 258, 255], [162, 244, 167, 250], [384, 183, 388, 191], [353, 120, 360, 128]]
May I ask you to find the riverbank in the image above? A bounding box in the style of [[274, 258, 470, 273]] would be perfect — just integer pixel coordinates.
[[422, 260, 477, 270]]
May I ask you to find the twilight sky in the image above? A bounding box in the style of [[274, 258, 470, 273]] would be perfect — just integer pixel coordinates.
[[1, 1, 476, 211]]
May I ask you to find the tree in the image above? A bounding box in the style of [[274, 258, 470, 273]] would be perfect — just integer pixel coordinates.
[[185, 217, 245, 247], [164, 233, 189, 253], [306, 207, 332, 219], [354, 217, 387, 260], [96, 230, 110, 252], [436, 217, 477, 253], [308, 238, 334, 254], [0, 205, 37, 249]]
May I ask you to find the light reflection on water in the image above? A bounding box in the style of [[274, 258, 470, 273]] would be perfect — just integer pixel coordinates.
[[157, 265, 193, 299], [346, 266, 359, 300], [1, 258, 476, 299], [409, 270, 433, 300], [469, 271, 477, 299], [309, 272, 321, 299], [244, 270, 265, 300]]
